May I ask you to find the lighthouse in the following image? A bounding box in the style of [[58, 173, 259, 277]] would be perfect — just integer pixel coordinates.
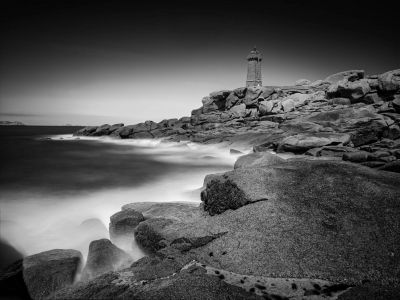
[[246, 47, 262, 87]]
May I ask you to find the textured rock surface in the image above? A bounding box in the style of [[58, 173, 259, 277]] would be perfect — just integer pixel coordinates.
[[23, 249, 82, 299], [109, 208, 145, 240], [81, 239, 132, 281]]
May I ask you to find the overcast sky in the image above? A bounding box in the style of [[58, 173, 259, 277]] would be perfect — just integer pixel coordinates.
[[1, 0, 399, 125]]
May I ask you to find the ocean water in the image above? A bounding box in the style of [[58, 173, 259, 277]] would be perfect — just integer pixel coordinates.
[[0, 126, 240, 267]]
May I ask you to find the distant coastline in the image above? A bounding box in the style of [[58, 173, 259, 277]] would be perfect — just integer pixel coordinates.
[[0, 121, 25, 126]]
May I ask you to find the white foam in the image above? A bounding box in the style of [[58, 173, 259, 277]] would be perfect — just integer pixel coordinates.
[[1, 136, 239, 260]]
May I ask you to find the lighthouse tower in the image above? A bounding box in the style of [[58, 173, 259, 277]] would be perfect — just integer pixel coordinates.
[[246, 47, 262, 87]]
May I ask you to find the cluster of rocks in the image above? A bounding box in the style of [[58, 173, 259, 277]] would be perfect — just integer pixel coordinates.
[[1, 151, 400, 299], [75, 69, 400, 173]]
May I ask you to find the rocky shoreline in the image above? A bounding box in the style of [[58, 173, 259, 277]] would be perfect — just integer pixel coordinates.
[[75, 69, 400, 173], [1, 69, 400, 299]]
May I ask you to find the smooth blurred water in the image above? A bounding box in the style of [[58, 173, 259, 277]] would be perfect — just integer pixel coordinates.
[[0, 126, 240, 266]]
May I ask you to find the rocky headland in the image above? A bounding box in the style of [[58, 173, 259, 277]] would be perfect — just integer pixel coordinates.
[[1, 69, 400, 299], [75, 69, 400, 173]]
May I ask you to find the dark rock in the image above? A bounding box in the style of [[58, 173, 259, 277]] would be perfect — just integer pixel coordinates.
[[74, 126, 98, 136], [0, 259, 31, 300], [225, 93, 240, 109], [109, 209, 145, 240], [229, 148, 243, 154], [92, 124, 111, 136], [81, 239, 132, 281], [229, 103, 246, 118], [342, 151, 370, 163], [50, 260, 262, 300], [378, 160, 400, 173], [363, 93, 383, 104], [233, 87, 247, 98], [23, 249, 82, 299], [134, 218, 174, 253], [108, 123, 124, 133]]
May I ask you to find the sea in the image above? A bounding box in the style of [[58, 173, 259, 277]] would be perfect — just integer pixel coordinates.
[[0, 126, 239, 268]]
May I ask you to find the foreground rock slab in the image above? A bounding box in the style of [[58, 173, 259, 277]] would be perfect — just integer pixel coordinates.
[[23, 249, 82, 299]]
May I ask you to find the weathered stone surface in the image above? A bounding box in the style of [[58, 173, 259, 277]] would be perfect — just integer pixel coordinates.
[[243, 87, 262, 107], [109, 208, 145, 240], [281, 98, 295, 112], [92, 124, 111, 136], [51, 259, 262, 300], [81, 239, 132, 281], [277, 133, 351, 153], [199, 160, 400, 283], [325, 70, 364, 84], [233, 87, 247, 98], [327, 79, 371, 102], [224, 92, 240, 109], [234, 152, 286, 169], [109, 123, 124, 133], [378, 69, 400, 93], [229, 103, 246, 118], [23, 249, 82, 299]]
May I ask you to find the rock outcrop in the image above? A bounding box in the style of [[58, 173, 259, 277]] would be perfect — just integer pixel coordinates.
[[74, 68, 400, 173], [81, 239, 132, 281], [109, 209, 145, 241], [22, 249, 82, 299]]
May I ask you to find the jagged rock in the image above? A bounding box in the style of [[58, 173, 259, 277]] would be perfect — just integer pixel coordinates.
[[92, 124, 111, 136], [295, 79, 311, 86], [109, 208, 145, 240], [378, 69, 400, 93], [261, 87, 275, 99], [23, 249, 82, 299], [243, 87, 263, 107], [234, 152, 285, 169], [325, 70, 364, 84], [224, 92, 240, 109], [74, 126, 98, 136], [277, 133, 351, 153], [202, 97, 219, 113], [363, 93, 383, 104], [233, 87, 247, 98], [109, 123, 124, 133], [327, 79, 371, 102], [81, 239, 132, 281]]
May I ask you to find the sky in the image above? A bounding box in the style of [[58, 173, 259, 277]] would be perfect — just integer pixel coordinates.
[[1, 0, 399, 125]]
